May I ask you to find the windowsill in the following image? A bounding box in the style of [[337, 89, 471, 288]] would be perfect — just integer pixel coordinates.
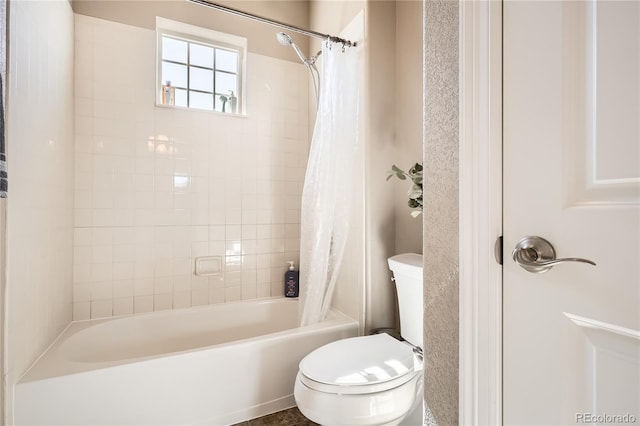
[[155, 102, 248, 118]]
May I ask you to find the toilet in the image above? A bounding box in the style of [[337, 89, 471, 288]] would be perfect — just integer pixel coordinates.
[[294, 253, 424, 425]]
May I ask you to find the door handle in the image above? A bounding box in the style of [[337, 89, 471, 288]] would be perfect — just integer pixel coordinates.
[[512, 236, 596, 273]]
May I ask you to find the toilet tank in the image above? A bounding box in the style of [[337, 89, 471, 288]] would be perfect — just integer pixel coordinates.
[[387, 253, 423, 348]]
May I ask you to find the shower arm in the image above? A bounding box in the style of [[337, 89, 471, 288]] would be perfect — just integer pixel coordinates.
[[186, 0, 357, 48]]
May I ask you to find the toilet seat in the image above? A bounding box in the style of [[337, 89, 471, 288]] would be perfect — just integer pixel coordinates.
[[298, 333, 421, 395]]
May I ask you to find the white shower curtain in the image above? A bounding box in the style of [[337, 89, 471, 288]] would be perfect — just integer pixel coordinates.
[[299, 41, 360, 326]]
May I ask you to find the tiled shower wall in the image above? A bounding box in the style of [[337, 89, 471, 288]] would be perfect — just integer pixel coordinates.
[[6, 0, 75, 419], [73, 15, 309, 320]]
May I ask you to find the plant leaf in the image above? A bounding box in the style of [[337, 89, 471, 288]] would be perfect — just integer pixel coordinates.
[[408, 188, 422, 199]]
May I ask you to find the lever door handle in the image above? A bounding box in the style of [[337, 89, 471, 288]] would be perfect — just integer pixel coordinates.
[[512, 236, 596, 273]]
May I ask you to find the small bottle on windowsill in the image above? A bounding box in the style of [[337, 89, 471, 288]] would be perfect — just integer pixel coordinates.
[[161, 81, 175, 106]]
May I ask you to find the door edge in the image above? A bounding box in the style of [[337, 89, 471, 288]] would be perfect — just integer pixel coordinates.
[[459, 0, 503, 424]]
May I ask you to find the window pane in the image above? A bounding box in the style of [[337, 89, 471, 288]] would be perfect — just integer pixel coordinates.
[[216, 49, 238, 73], [162, 62, 188, 88], [175, 88, 188, 108], [190, 91, 213, 111], [190, 43, 214, 68], [190, 67, 214, 93], [215, 72, 237, 96], [163, 37, 187, 63]]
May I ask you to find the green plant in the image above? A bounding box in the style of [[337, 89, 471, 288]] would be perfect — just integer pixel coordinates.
[[387, 163, 423, 217]]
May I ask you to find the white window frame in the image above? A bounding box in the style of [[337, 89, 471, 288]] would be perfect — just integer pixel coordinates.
[[156, 17, 247, 115]]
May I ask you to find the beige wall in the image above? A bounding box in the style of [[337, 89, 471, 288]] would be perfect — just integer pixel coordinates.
[[364, 0, 399, 332], [5, 0, 75, 422], [423, 0, 459, 424], [309, 0, 364, 54], [395, 0, 423, 255], [71, 0, 310, 62]]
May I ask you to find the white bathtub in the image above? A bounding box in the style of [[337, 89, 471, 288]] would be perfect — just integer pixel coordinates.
[[15, 298, 358, 425]]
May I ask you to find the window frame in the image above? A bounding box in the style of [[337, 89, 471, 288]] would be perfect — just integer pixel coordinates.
[[156, 18, 247, 115]]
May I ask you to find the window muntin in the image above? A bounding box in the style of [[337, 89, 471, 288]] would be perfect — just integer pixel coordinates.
[[159, 32, 241, 113]]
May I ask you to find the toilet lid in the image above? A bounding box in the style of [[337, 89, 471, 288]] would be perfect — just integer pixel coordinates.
[[299, 333, 416, 387]]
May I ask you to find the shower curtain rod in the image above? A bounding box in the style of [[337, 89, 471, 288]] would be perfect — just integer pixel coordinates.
[[186, 0, 356, 47]]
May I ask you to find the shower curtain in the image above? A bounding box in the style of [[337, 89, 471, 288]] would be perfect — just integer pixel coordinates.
[[299, 41, 360, 326]]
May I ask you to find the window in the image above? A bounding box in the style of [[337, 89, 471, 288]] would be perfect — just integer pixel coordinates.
[[157, 18, 246, 114]]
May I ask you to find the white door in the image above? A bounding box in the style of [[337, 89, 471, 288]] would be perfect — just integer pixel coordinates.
[[503, 1, 640, 424]]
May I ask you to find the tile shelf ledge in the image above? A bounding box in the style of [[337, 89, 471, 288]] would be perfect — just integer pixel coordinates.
[[154, 102, 249, 118]]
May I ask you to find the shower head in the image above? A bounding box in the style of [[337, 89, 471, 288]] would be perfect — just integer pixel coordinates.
[[276, 32, 309, 65], [276, 32, 293, 46]]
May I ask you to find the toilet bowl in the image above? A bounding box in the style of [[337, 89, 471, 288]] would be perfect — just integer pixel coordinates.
[[294, 333, 423, 425], [295, 254, 424, 425]]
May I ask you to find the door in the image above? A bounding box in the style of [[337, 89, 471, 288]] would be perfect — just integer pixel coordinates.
[[503, 1, 640, 424]]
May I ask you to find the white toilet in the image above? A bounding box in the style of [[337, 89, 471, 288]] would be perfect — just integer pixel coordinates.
[[294, 253, 424, 425]]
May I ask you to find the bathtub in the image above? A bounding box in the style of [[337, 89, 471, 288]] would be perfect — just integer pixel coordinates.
[[15, 298, 358, 425]]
